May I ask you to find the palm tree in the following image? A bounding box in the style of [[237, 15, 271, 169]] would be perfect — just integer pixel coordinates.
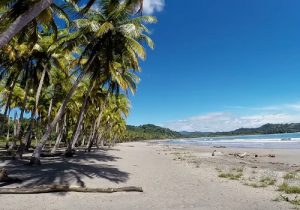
[[0, 0, 73, 48], [98, 94, 130, 147], [23, 32, 75, 149], [0, 2, 71, 143], [29, 0, 154, 164], [0, 0, 144, 48]]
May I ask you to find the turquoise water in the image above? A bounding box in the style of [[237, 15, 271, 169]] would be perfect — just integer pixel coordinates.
[[159, 133, 300, 149]]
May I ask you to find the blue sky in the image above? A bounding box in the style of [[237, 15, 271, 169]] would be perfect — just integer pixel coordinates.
[[127, 0, 300, 131]]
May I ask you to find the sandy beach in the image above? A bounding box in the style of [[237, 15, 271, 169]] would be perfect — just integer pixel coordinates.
[[0, 142, 299, 210]]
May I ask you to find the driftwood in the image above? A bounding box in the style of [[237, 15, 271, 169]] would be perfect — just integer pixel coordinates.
[[267, 154, 275, 158], [0, 185, 143, 194], [237, 152, 247, 158], [211, 150, 217, 156], [229, 152, 248, 158], [0, 168, 22, 183]]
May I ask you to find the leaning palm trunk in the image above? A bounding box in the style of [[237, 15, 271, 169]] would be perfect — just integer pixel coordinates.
[[50, 120, 65, 154], [16, 80, 29, 143], [87, 93, 110, 151], [13, 111, 17, 137], [0, 0, 54, 49], [86, 122, 97, 152], [87, 109, 104, 152], [30, 72, 86, 165], [47, 98, 53, 129], [24, 111, 34, 149], [80, 135, 86, 147], [30, 55, 96, 164], [24, 67, 46, 150], [3, 79, 17, 117], [2, 79, 17, 146], [99, 138, 104, 148], [8, 111, 18, 151], [69, 82, 93, 151], [96, 131, 104, 148], [35, 66, 47, 116], [6, 109, 11, 144]]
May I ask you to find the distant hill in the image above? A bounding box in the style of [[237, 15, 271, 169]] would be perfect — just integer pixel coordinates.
[[180, 123, 300, 138], [2, 111, 300, 141], [124, 123, 300, 141], [124, 124, 182, 141]]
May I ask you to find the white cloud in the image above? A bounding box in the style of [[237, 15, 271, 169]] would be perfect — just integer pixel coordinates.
[[227, 102, 300, 112], [143, 0, 165, 15], [163, 102, 300, 132]]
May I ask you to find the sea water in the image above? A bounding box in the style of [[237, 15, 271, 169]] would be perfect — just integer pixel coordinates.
[[159, 133, 300, 149]]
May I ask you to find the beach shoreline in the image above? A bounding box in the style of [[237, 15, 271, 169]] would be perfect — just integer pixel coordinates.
[[0, 141, 299, 210]]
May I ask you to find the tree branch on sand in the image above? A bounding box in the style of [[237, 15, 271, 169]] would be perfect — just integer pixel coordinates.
[[0, 185, 143, 194]]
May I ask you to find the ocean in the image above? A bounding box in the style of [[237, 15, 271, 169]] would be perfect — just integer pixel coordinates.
[[158, 133, 300, 149]]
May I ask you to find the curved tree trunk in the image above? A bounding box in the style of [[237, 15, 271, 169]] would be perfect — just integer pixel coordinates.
[[6, 109, 11, 143], [24, 67, 46, 150], [35, 66, 47, 117], [80, 135, 86, 147], [86, 123, 96, 152], [24, 111, 34, 149], [30, 72, 85, 165], [87, 113, 104, 151], [30, 55, 96, 165], [2, 78, 17, 147], [87, 133, 97, 152], [69, 82, 94, 151], [0, 0, 53, 49], [3, 79, 17, 118], [50, 120, 64, 154], [17, 80, 29, 143], [13, 111, 18, 137], [7, 111, 18, 153], [47, 98, 53, 129]]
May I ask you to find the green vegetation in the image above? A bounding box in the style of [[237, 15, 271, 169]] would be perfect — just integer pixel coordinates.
[[218, 168, 243, 180], [259, 177, 276, 186], [283, 173, 297, 180], [218, 172, 243, 180], [0, 0, 156, 164], [244, 178, 276, 188], [181, 123, 300, 138], [278, 183, 300, 194], [124, 124, 182, 141], [124, 122, 300, 141]]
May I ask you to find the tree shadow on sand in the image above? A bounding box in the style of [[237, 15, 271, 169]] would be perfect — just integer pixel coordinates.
[[0, 150, 130, 193]]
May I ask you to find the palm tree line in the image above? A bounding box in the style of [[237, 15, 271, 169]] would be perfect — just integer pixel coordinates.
[[0, 0, 156, 165]]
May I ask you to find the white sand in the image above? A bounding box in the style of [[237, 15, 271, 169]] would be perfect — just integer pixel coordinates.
[[0, 142, 297, 210]]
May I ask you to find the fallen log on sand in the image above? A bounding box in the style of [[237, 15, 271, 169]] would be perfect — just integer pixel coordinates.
[[229, 152, 248, 158], [237, 152, 247, 158], [267, 154, 275, 158], [212, 150, 217, 156], [0, 185, 143, 194]]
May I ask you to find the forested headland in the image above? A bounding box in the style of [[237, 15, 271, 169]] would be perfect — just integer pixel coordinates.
[[124, 123, 300, 140]]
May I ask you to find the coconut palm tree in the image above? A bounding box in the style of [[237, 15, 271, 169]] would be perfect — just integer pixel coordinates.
[[29, 0, 155, 164], [23, 31, 76, 149], [0, 0, 144, 48], [0, 0, 74, 48]]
